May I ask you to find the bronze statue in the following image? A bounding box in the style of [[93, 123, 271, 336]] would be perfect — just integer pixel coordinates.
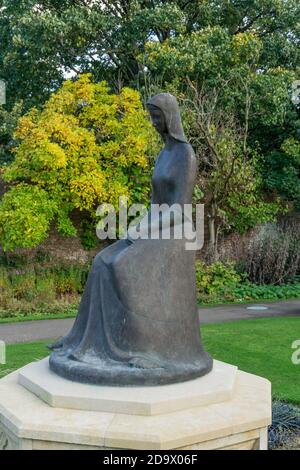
[[49, 93, 213, 385]]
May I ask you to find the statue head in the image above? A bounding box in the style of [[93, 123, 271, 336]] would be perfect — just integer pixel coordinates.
[[146, 93, 188, 143]]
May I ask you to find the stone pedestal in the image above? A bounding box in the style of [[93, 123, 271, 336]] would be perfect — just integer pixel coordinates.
[[0, 358, 271, 450]]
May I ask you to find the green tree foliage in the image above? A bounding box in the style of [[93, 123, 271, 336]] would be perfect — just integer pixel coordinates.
[[1, 1, 299, 107], [263, 137, 300, 209], [0, 74, 156, 251], [0, 102, 23, 165], [179, 81, 282, 257], [0, 0, 299, 248], [138, 11, 299, 246]]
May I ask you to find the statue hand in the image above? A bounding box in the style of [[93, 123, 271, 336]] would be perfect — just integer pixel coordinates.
[[127, 222, 141, 243]]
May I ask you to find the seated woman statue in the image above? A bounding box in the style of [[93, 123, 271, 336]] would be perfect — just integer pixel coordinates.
[[49, 93, 213, 386]]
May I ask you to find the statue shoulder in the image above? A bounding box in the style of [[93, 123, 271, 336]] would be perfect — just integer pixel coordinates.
[[177, 141, 195, 157], [178, 142, 197, 169]]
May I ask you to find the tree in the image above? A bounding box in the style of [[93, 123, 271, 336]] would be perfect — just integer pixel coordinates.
[[0, 0, 299, 247], [0, 74, 157, 251], [263, 138, 300, 210], [0, 1, 187, 112], [2, 1, 298, 109], [181, 80, 282, 259], [0, 102, 23, 165]]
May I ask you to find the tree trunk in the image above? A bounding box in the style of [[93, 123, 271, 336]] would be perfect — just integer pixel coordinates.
[[208, 202, 218, 262]]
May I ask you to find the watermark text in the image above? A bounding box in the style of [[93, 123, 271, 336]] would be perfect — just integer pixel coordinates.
[[291, 339, 300, 365]]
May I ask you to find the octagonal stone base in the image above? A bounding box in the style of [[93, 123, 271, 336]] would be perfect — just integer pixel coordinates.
[[0, 359, 271, 450], [18, 358, 237, 416]]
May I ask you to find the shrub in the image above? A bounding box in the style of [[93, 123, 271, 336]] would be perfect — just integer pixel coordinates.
[[9, 269, 36, 302], [232, 279, 300, 302], [0, 184, 56, 251], [246, 221, 300, 285], [196, 261, 241, 303], [80, 219, 98, 250], [53, 265, 88, 296], [269, 401, 300, 450], [35, 277, 57, 305], [196, 260, 300, 305], [0, 74, 158, 251], [0, 263, 89, 316]]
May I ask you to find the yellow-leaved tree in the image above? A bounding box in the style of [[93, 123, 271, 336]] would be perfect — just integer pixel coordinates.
[[0, 75, 157, 251]]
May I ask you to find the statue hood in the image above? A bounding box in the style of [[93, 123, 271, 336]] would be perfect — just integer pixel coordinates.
[[147, 93, 188, 143]]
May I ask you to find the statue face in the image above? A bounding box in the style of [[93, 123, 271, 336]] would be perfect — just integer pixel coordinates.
[[147, 105, 167, 135]]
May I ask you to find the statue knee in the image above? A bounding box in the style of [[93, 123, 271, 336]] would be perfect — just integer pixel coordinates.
[[92, 252, 104, 270]]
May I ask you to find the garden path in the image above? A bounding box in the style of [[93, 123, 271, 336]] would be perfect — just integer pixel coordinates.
[[0, 300, 299, 344]]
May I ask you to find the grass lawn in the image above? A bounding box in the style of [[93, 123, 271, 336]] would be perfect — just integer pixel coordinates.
[[0, 340, 50, 379], [1, 297, 299, 323], [202, 317, 300, 404], [0, 311, 76, 324], [0, 317, 299, 404]]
